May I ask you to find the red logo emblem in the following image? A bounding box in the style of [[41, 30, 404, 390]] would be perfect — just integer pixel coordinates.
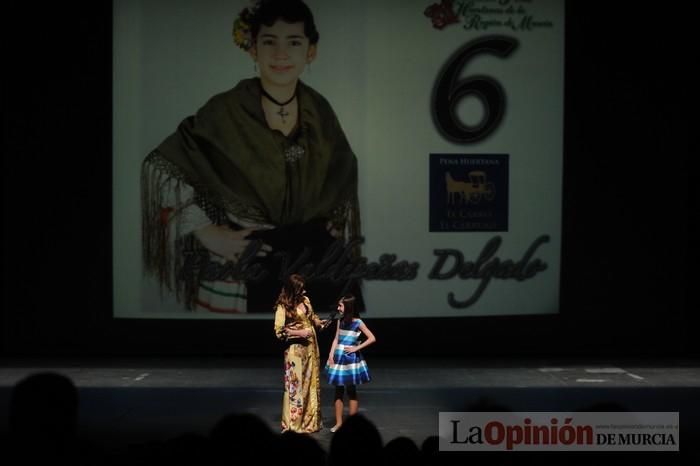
[[424, 0, 460, 30]]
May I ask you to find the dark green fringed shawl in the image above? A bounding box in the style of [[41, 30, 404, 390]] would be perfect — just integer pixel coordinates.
[[142, 78, 360, 308]]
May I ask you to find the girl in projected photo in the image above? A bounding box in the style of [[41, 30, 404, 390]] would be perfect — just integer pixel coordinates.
[[141, 0, 362, 314], [326, 293, 376, 432]]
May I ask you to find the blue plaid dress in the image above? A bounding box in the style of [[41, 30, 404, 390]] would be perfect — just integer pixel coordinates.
[[326, 318, 371, 385]]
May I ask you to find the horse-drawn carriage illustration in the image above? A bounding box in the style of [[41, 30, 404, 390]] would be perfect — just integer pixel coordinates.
[[445, 170, 496, 204]]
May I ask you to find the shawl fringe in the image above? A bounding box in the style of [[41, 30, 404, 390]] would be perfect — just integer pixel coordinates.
[[142, 151, 362, 311], [141, 150, 202, 310]]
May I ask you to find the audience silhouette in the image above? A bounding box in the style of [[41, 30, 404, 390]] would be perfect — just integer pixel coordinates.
[[6, 372, 92, 464], [2, 371, 696, 465], [329, 414, 383, 466]]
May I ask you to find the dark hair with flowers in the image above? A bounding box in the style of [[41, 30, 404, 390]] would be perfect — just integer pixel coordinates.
[[233, 0, 319, 51]]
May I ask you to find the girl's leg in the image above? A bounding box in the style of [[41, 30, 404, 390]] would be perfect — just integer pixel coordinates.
[[333, 385, 345, 430], [347, 384, 358, 415]]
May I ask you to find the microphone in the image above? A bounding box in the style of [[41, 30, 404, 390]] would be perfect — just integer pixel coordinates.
[[321, 307, 342, 330]]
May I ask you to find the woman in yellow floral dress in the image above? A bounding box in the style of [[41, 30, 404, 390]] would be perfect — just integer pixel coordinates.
[[274, 274, 328, 433]]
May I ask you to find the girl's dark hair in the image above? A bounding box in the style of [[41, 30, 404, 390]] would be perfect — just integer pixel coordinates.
[[277, 274, 306, 317], [251, 0, 319, 44], [341, 294, 356, 325]]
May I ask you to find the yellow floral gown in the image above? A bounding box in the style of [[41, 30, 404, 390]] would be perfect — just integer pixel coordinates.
[[274, 296, 323, 433]]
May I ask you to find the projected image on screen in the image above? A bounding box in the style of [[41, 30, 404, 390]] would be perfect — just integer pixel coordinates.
[[113, 0, 564, 319], [140, 1, 362, 315]]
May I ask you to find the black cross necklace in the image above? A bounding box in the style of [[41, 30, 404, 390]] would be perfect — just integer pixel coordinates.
[[261, 86, 296, 124]]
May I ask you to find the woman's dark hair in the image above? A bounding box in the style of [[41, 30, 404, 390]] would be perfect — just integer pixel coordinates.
[[341, 294, 356, 325], [251, 0, 319, 44], [277, 274, 306, 317]]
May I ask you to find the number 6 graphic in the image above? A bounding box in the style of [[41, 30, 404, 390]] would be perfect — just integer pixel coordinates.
[[432, 35, 519, 143]]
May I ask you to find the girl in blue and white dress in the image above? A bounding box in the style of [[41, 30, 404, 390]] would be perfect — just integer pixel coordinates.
[[325, 294, 376, 432]]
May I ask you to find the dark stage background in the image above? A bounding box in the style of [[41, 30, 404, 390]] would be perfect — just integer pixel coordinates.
[[2, 1, 695, 359]]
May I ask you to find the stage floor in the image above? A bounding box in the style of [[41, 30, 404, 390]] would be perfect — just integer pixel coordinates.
[[1, 357, 699, 454]]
